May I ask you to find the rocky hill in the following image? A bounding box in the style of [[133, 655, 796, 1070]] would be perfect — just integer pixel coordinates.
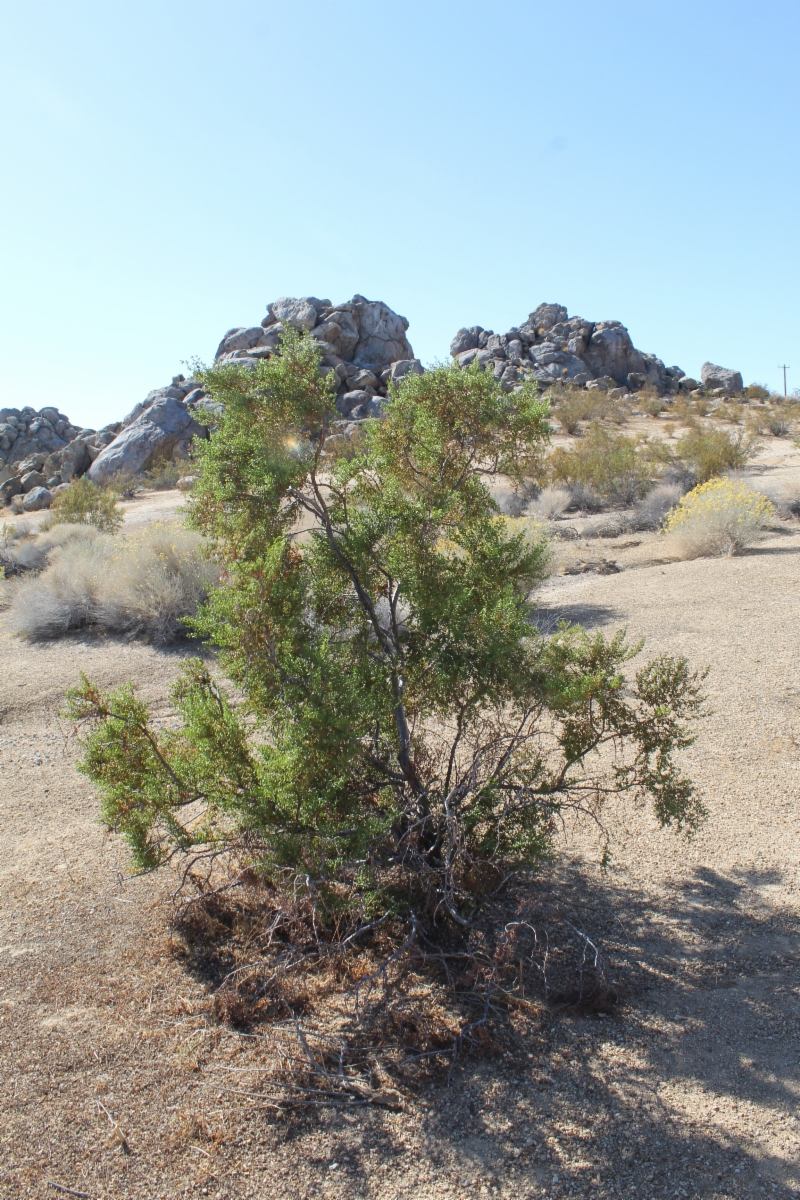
[[1, 294, 744, 509]]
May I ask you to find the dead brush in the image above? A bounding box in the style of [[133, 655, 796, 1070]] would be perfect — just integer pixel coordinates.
[[167, 861, 618, 1103]]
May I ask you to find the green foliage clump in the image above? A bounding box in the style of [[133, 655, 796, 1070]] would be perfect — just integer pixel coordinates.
[[549, 422, 651, 505], [65, 333, 705, 929], [676, 426, 750, 483], [42, 476, 123, 534], [144, 456, 185, 490]]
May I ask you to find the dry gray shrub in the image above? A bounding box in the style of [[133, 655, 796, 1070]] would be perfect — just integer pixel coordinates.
[[631, 483, 684, 531], [10, 523, 219, 643], [754, 479, 800, 519], [531, 485, 573, 521]]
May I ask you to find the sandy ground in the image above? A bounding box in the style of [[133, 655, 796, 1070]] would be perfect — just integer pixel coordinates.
[[1, 484, 799, 1200]]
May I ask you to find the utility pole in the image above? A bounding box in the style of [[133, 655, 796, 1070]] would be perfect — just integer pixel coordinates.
[[778, 364, 790, 397]]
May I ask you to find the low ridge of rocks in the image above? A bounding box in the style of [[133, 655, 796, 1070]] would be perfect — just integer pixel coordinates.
[[448, 301, 744, 398], [1, 294, 745, 509]]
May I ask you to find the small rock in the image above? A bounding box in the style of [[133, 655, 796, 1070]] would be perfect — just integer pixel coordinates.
[[337, 390, 371, 416], [20, 470, 47, 493], [0, 477, 23, 505], [349, 369, 380, 392], [270, 297, 318, 332], [388, 358, 424, 384], [22, 486, 53, 511]]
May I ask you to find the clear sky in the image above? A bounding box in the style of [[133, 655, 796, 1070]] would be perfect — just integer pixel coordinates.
[[2, 1, 799, 430]]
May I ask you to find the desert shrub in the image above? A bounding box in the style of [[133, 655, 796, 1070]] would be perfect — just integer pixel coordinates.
[[748, 408, 794, 438], [108, 471, 141, 499], [662, 478, 774, 558], [639, 395, 668, 417], [745, 384, 770, 401], [631, 482, 684, 531], [676, 426, 751, 483], [531, 485, 572, 520], [5, 522, 104, 574], [549, 422, 650, 505], [10, 524, 218, 643], [66, 331, 704, 1005], [752, 480, 800, 519], [716, 401, 746, 425], [42, 477, 123, 533], [144, 458, 185, 490], [568, 481, 604, 512], [550, 389, 627, 435]]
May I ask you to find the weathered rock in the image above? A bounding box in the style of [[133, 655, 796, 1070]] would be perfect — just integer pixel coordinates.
[[529, 346, 591, 383], [584, 322, 645, 386], [0, 477, 23, 505], [351, 297, 414, 368], [214, 327, 276, 362], [22, 486, 52, 511], [387, 359, 424, 385], [349, 369, 380, 393], [59, 441, 91, 482], [450, 327, 482, 357], [447, 302, 697, 396], [333, 312, 362, 360], [336, 390, 372, 417], [530, 303, 569, 333], [269, 297, 318, 331], [701, 362, 743, 393], [20, 471, 47, 493], [88, 397, 207, 484]]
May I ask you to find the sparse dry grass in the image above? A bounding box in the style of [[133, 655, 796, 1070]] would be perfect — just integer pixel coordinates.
[[548, 386, 629, 435]]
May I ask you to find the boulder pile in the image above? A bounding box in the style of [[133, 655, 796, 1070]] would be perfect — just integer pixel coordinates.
[[2, 293, 748, 508], [0, 376, 211, 508], [214, 294, 422, 420], [0, 406, 123, 509], [449, 302, 722, 397]]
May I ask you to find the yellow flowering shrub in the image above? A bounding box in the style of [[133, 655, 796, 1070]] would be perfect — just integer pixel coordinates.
[[662, 477, 774, 558]]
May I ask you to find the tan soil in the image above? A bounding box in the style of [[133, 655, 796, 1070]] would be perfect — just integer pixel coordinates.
[[1, 482, 799, 1200]]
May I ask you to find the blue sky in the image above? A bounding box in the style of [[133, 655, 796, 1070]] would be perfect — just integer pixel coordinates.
[[2, 0, 799, 429]]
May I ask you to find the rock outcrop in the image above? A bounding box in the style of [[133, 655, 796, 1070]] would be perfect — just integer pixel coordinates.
[[701, 362, 744, 394], [89, 387, 208, 485], [449, 302, 691, 395], [1, 292, 749, 507]]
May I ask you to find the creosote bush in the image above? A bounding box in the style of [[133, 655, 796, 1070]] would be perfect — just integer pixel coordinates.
[[65, 334, 706, 1040], [676, 426, 751, 483], [549, 422, 651, 505], [41, 476, 123, 534], [662, 477, 774, 558]]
